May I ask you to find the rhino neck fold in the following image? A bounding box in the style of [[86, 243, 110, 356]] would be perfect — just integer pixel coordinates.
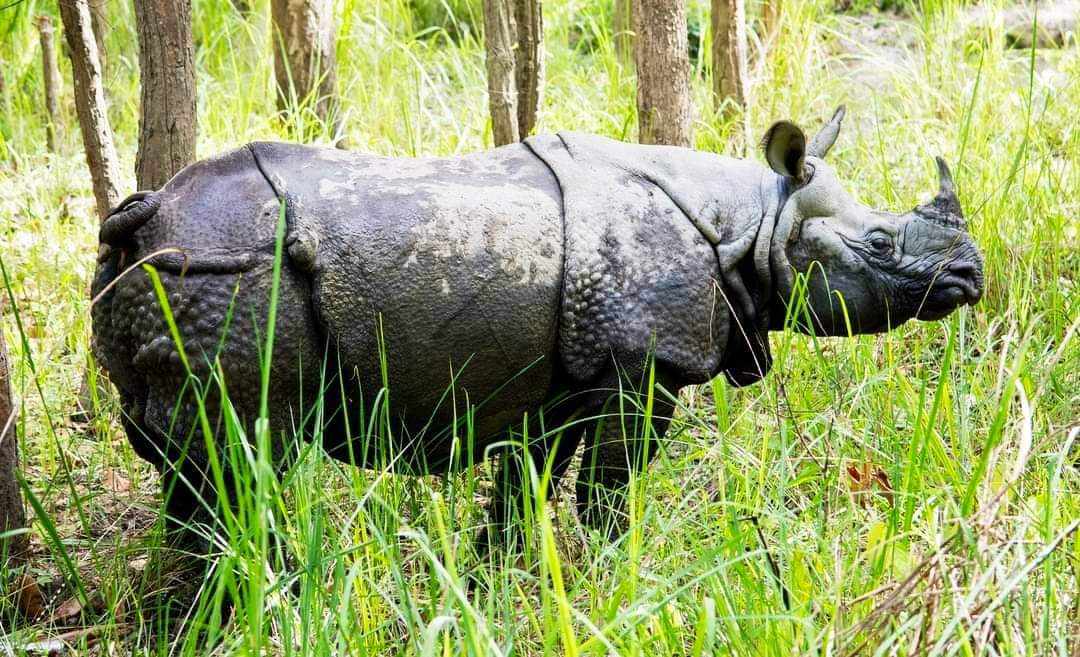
[[754, 173, 790, 332], [611, 151, 773, 336]]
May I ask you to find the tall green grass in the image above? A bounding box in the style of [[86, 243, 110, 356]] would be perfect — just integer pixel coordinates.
[[0, 0, 1077, 654]]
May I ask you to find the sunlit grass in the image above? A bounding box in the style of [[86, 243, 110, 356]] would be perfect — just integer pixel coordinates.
[[0, 0, 1077, 655]]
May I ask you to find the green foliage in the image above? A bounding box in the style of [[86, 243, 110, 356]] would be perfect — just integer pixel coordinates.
[[407, 0, 483, 41], [0, 0, 1077, 654], [836, 0, 911, 13]]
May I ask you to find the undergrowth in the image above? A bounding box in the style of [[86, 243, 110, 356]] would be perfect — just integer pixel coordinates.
[[0, 0, 1077, 655]]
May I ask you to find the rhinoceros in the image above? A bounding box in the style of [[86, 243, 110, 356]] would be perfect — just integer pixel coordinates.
[[91, 107, 984, 550]]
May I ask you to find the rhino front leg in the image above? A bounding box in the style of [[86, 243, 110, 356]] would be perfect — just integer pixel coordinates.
[[481, 395, 584, 553], [574, 368, 677, 539]]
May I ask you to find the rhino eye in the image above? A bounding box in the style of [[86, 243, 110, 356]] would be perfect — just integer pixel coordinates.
[[868, 234, 894, 256]]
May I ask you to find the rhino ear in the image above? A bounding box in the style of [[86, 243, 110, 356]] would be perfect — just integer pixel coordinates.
[[807, 105, 846, 159], [762, 121, 808, 183]]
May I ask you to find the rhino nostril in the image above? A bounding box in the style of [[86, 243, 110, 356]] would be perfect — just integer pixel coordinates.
[[947, 260, 978, 280]]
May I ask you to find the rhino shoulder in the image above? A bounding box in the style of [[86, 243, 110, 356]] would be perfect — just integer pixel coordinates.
[[524, 134, 734, 384]]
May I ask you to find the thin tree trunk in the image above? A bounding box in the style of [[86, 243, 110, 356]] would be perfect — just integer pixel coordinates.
[[87, 0, 108, 72], [513, 0, 542, 137], [59, 0, 121, 222], [271, 0, 340, 141], [134, 0, 197, 190], [483, 0, 518, 146], [59, 0, 119, 433], [36, 16, 62, 154], [711, 0, 748, 115], [761, 0, 780, 41], [0, 306, 27, 566], [613, 0, 632, 63], [633, 0, 692, 147]]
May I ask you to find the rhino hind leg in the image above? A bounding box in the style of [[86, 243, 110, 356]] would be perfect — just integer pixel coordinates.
[[126, 385, 300, 620], [127, 382, 280, 549], [573, 366, 678, 539], [111, 390, 220, 629], [121, 388, 218, 552]]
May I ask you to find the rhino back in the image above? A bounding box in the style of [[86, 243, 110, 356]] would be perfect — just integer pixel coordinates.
[[249, 142, 565, 446]]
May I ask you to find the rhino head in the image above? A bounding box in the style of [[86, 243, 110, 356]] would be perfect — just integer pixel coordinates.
[[759, 107, 984, 335]]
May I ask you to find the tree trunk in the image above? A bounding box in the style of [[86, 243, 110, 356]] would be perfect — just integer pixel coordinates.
[[87, 0, 108, 72], [36, 16, 62, 154], [711, 0, 748, 115], [271, 0, 339, 141], [613, 0, 632, 63], [513, 0, 542, 137], [134, 0, 197, 190], [761, 0, 780, 41], [483, 0, 518, 146], [61, 0, 122, 433], [0, 306, 27, 566], [633, 0, 692, 147], [59, 0, 121, 222]]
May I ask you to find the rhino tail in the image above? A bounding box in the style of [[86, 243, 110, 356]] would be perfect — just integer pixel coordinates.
[[99, 191, 161, 248]]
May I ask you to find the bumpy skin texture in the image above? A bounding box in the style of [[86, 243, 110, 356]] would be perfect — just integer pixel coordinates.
[[91, 148, 322, 441], [92, 148, 325, 542], [526, 133, 769, 386], [93, 112, 985, 555]]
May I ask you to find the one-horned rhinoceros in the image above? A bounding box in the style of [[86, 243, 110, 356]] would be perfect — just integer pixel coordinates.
[[92, 108, 983, 551]]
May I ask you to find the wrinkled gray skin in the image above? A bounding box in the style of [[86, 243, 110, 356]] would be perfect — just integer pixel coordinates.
[[91, 108, 983, 556]]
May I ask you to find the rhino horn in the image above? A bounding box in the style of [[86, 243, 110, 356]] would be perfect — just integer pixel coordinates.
[[914, 157, 966, 231], [806, 105, 846, 159]]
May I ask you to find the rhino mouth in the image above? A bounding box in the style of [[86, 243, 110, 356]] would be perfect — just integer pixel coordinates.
[[916, 273, 983, 320]]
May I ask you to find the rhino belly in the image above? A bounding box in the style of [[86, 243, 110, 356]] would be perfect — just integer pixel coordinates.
[[278, 144, 566, 467]]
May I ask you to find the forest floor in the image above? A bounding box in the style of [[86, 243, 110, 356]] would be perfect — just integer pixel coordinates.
[[0, 0, 1077, 655]]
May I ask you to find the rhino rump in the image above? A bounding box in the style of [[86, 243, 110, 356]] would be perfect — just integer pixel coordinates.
[[91, 147, 326, 467]]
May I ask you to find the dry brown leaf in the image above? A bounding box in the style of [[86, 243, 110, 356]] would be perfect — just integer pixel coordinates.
[[46, 589, 107, 626], [872, 468, 895, 507], [847, 463, 867, 484], [847, 461, 895, 508], [112, 595, 127, 621], [15, 573, 46, 619], [102, 469, 130, 493], [48, 596, 83, 623]]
